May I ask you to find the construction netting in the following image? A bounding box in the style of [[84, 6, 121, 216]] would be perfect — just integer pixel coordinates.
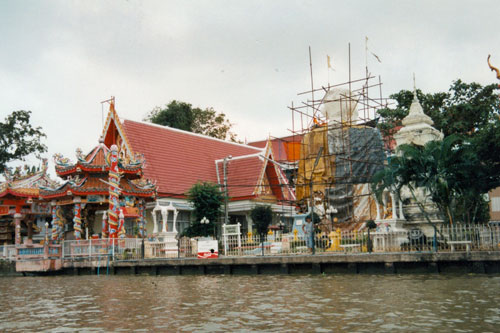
[[296, 125, 386, 223]]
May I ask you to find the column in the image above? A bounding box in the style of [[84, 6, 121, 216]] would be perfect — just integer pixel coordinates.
[[375, 196, 381, 220], [161, 208, 167, 233], [73, 198, 82, 240], [51, 203, 58, 243], [14, 213, 22, 245], [151, 209, 158, 234], [57, 206, 65, 242], [102, 211, 108, 238], [390, 192, 399, 220], [172, 209, 178, 234], [138, 200, 146, 238], [108, 144, 120, 239], [118, 209, 126, 238], [398, 199, 405, 220]]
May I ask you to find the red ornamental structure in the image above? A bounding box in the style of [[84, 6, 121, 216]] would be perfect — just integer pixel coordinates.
[[0, 159, 56, 245], [107, 144, 120, 239], [40, 138, 156, 242]]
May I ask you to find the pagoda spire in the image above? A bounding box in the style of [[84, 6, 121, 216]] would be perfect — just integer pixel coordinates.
[[393, 76, 444, 147]]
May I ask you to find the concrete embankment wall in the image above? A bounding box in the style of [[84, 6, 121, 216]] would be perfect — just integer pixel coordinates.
[[0, 260, 22, 277], [55, 252, 500, 276]]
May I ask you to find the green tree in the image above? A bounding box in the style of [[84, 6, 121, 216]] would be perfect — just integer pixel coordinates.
[[377, 80, 499, 142], [372, 135, 493, 225], [250, 205, 273, 237], [0, 110, 47, 174], [250, 205, 273, 255], [145, 100, 239, 142], [183, 181, 224, 237], [147, 100, 194, 132], [375, 80, 500, 224]]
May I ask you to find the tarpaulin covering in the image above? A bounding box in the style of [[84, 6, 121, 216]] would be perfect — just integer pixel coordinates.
[[295, 126, 333, 201], [328, 127, 385, 184], [326, 127, 385, 222], [296, 124, 385, 223]]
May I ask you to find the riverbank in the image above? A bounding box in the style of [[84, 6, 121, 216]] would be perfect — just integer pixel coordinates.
[[0, 261, 20, 277], [15, 251, 495, 276]]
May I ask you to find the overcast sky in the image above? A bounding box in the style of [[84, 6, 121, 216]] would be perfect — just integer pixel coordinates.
[[2, 0, 500, 177]]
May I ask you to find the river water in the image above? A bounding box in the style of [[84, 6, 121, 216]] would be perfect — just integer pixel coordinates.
[[0, 274, 499, 332]]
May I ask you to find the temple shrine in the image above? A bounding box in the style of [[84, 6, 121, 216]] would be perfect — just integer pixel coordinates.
[[0, 159, 57, 245], [40, 130, 156, 243]]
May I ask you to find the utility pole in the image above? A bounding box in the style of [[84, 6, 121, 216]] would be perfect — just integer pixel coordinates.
[[223, 155, 232, 232], [310, 147, 324, 255]]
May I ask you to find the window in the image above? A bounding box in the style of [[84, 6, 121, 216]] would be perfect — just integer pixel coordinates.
[[167, 210, 191, 234], [125, 218, 135, 235], [491, 197, 500, 212]]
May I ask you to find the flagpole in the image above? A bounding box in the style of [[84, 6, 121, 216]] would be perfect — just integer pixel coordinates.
[[365, 36, 369, 78], [327, 55, 330, 86]]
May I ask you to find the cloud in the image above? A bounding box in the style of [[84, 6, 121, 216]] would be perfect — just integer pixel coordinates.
[[2, 0, 500, 177]]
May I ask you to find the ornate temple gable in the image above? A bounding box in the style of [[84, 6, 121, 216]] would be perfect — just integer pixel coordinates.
[[53, 141, 144, 179], [254, 139, 274, 196], [101, 98, 134, 163], [253, 139, 295, 201], [0, 159, 59, 198], [43, 139, 156, 202]]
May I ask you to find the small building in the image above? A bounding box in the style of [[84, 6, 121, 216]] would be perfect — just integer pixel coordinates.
[[0, 160, 57, 244], [40, 133, 156, 242]]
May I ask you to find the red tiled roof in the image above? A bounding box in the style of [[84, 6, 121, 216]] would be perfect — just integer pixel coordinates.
[[216, 156, 264, 199], [121, 120, 264, 198]]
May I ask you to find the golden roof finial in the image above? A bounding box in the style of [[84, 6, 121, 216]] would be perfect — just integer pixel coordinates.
[[487, 55, 500, 81]]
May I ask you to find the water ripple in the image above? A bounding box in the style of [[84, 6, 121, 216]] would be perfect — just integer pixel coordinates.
[[0, 274, 499, 332]]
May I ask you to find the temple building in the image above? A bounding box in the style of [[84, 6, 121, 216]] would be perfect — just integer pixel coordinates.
[[40, 136, 156, 241], [99, 100, 296, 236], [0, 159, 58, 244]]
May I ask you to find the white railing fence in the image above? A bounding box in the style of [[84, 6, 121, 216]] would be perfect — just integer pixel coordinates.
[[3, 225, 500, 262], [0, 245, 17, 261]]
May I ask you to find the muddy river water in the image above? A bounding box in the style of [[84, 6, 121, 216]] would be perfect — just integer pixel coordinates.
[[0, 274, 499, 332]]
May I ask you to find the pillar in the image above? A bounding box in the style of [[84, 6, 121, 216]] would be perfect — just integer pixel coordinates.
[[138, 200, 146, 238], [118, 209, 126, 238], [390, 192, 398, 220], [161, 208, 167, 233], [172, 209, 178, 233], [102, 211, 108, 238], [14, 213, 22, 245], [26, 217, 34, 243], [73, 198, 82, 240], [151, 207, 158, 234], [375, 196, 381, 220], [108, 144, 120, 239], [57, 206, 65, 241], [51, 204, 58, 243], [44, 222, 50, 244], [398, 199, 405, 220]]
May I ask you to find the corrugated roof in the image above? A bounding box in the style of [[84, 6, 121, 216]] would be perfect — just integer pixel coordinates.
[[121, 120, 264, 198]]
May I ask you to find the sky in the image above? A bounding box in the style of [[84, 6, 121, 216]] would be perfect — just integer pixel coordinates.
[[2, 0, 500, 178]]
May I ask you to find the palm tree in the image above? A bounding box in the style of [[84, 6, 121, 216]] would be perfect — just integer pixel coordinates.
[[372, 135, 467, 226]]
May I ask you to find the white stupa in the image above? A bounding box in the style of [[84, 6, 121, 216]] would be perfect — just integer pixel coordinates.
[[394, 82, 443, 147]]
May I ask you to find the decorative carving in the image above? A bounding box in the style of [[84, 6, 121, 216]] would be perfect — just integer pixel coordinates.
[[76, 148, 86, 162], [488, 54, 500, 81], [53, 153, 71, 166], [107, 145, 121, 239]]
